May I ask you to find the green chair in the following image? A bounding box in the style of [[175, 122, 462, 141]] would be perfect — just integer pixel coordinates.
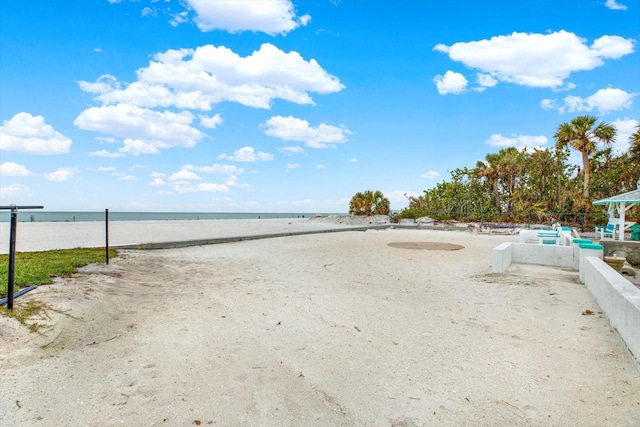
[[631, 224, 640, 241]]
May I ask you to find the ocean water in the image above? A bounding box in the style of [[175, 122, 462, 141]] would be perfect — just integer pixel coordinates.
[[0, 211, 343, 223]]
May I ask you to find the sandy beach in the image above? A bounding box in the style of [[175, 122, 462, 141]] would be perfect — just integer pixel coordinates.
[[1, 220, 640, 426]]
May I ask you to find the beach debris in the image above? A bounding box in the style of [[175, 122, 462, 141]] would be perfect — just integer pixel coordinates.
[[324, 263, 334, 267], [194, 420, 202, 425], [501, 399, 519, 409], [87, 334, 122, 346], [354, 326, 361, 332], [582, 310, 594, 316]]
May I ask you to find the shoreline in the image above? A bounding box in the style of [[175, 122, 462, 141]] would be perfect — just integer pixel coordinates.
[[0, 217, 356, 254], [0, 215, 522, 254]]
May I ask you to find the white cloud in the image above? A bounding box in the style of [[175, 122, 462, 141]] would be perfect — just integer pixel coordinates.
[[183, 163, 243, 175], [173, 182, 229, 193], [0, 162, 32, 176], [605, 0, 627, 10], [199, 113, 223, 129], [477, 73, 498, 87], [95, 136, 117, 144], [113, 172, 136, 181], [96, 166, 116, 172], [563, 88, 634, 114], [78, 43, 343, 110], [141, 6, 155, 17], [434, 31, 634, 89], [149, 163, 247, 193], [86, 149, 126, 158], [421, 170, 440, 179], [611, 118, 639, 155], [262, 115, 351, 148], [44, 168, 79, 182], [543, 88, 635, 114], [169, 11, 189, 27], [286, 163, 300, 171], [349, 158, 358, 163], [217, 146, 274, 162], [120, 139, 160, 155], [74, 104, 205, 155], [0, 112, 72, 155], [160, 164, 242, 193], [540, 99, 556, 110], [433, 71, 468, 95], [316, 163, 326, 169], [485, 134, 548, 149], [169, 169, 202, 181], [225, 175, 251, 188], [277, 145, 305, 155], [184, 0, 310, 35], [0, 184, 31, 201]]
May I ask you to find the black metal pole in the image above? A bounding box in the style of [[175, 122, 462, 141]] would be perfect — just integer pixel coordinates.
[[7, 207, 18, 311], [105, 209, 109, 265], [1, 204, 44, 310]]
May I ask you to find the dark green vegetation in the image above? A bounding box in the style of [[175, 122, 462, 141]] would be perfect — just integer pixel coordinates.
[[0, 248, 117, 298], [397, 116, 640, 227], [349, 190, 391, 216]]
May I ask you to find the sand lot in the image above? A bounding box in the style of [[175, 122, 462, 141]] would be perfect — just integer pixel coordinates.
[[1, 227, 640, 426]]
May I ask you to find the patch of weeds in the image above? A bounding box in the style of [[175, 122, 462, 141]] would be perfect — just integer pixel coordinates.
[[2, 299, 66, 334]]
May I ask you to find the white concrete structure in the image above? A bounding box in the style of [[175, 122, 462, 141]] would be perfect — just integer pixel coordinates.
[[518, 229, 541, 243], [579, 245, 604, 284], [491, 242, 573, 273], [492, 239, 637, 363], [492, 242, 513, 273], [571, 239, 593, 271], [584, 257, 640, 363]]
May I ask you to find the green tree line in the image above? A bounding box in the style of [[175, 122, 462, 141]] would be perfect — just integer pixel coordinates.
[[398, 116, 640, 227]]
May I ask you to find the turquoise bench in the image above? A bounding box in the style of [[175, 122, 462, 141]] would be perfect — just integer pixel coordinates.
[[537, 232, 560, 245]]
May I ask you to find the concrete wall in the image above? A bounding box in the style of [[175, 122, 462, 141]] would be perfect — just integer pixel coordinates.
[[584, 257, 640, 363], [511, 243, 573, 268], [492, 242, 573, 273], [492, 242, 512, 273]]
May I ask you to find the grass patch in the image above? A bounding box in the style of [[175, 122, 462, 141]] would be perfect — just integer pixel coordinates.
[[0, 248, 117, 298], [1, 299, 54, 333]]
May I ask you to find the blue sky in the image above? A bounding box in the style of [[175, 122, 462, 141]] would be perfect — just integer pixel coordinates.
[[1, 0, 638, 213]]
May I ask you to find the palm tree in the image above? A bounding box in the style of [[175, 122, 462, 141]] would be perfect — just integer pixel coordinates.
[[554, 115, 616, 199], [349, 192, 365, 215], [349, 190, 390, 216], [630, 122, 640, 162], [475, 152, 502, 210], [370, 190, 390, 215]]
